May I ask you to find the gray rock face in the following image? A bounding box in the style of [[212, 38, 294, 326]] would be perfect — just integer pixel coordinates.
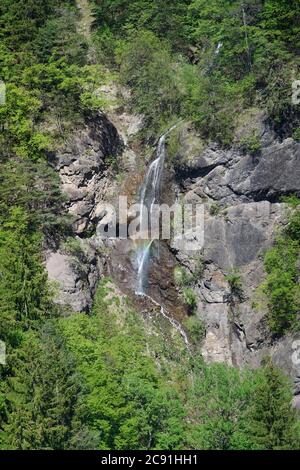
[[171, 123, 300, 392], [45, 112, 123, 311], [228, 139, 300, 201], [49, 113, 122, 235], [204, 201, 284, 270], [46, 238, 105, 313], [45, 103, 142, 313], [174, 126, 300, 206], [171, 200, 277, 367]]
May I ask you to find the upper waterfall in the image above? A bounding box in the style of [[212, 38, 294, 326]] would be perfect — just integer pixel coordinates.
[[135, 125, 177, 295]]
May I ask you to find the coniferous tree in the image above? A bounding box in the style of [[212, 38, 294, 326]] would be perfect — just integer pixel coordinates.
[[233, 359, 300, 450], [0, 322, 87, 450]]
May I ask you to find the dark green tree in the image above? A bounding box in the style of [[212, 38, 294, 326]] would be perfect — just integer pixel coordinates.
[[0, 322, 87, 450], [233, 359, 300, 449], [0, 207, 53, 346]]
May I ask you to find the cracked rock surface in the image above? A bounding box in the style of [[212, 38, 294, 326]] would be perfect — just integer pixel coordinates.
[[170, 121, 300, 391]]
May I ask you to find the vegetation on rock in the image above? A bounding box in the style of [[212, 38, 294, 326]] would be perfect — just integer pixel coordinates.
[[1, 0, 300, 451]]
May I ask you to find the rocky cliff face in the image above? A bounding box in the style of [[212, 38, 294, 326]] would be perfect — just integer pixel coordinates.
[[45, 112, 123, 312], [45, 95, 143, 313], [48, 113, 122, 235], [169, 120, 300, 396], [44, 98, 300, 397]]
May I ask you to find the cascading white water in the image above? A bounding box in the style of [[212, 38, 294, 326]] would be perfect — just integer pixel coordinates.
[[134, 125, 190, 349], [142, 293, 190, 348], [135, 125, 177, 295], [215, 41, 223, 55]]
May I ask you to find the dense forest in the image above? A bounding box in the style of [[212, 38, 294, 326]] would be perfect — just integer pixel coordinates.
[[0, 0, 300, 450]]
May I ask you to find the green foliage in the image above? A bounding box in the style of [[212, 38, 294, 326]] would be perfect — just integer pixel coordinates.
[[285, 208, 300, 242], [262, 199, 300, 335], [281, 194, 300, 208], [193, 256, 205, 281], [93, 0, 190, 50], [1, 279, 299, 450], [0, 1, 99, 446], [166, 126, 181, 161], [0, 207, 55, 346], [63, 237, 83, 258], [231, 359, 300, 450], [0, 0, 62, 51], [1, 0, 300, 452], [181, 287, 197, 313], [239, 132, 261, 156], [209, 202, 221, 216], [293, 127, 300, 141], [183, 316, 205, 344], [181, 67, 247, 146], [225, 269, 245, 303], [93, 0, 300, 145], [174, 258, 204, 314], [0, 322, 87, 450], [263, 239, 300, 335], [0, 157, 69, 238], [60, 282, 185, 450], [186, 358, 300, 450], [0, 1, 107, 158], [185, 361, 253, 449], [174, 266, 192, 287], [32, 11, 88, 65], [0, 0, 104, 355], [116, 30, 183, 139], [174, 258, 204, 288]]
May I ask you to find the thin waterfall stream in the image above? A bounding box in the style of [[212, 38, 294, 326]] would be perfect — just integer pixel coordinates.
[[135, 125, 176, 295], [134, 125, 190, 348]]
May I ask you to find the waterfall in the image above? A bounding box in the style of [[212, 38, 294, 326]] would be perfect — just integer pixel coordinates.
[[215, 41, 223, 55], [142, 293, 190, 349], [134, 124, 190, 349], [135, 125, 176, 295]]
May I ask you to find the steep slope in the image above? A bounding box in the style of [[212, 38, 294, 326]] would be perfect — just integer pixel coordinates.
[[1, 0, 300, 451]]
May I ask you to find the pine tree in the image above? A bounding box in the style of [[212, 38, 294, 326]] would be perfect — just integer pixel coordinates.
[[0, 322, 86, 450], [0, 207, 53, 346], [242, 359, 300, 449]]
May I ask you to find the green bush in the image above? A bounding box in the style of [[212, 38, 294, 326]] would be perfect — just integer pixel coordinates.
[[209, 202, 221, 216], [115, 30, 183, 140], [193, 256, 205, 281], [183, 316, 205, 344], [262, 198, 300, 335], [239, 133, 261, 156], [174, 266, 192, 287], [225, 269, 245, 303], [263, 238, 300, 335], [181, 287, 197, 313], [285, 210, 300, 242], [292, 127, 300, 141]]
